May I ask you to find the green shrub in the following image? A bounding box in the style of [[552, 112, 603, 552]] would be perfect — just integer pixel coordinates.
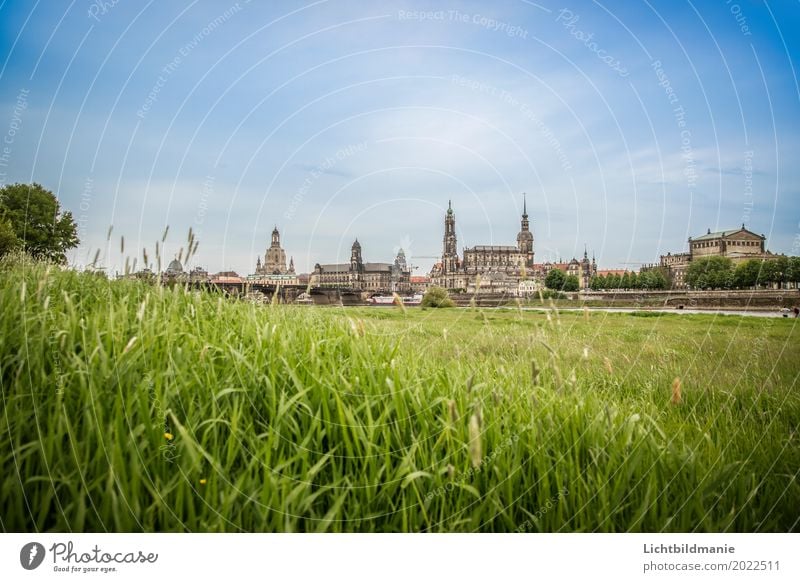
[[421, 286, 455, 308]]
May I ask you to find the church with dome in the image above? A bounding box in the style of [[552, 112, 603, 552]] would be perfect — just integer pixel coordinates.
[[251, 227, 298, 284]]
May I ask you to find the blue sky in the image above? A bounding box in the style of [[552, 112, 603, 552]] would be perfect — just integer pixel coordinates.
[[1, 0, 798, 275]]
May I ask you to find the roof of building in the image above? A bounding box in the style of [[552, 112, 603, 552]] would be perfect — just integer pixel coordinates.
[[691, 226, 764, 242], [410, 276, 430, 283], [364, 262, 393, 272], [597, 269, 628, 277], [466, 245, 519, 252], [539, 262, 572, 271], [317, 263, 350, 272], [166, 258, 183, 273]]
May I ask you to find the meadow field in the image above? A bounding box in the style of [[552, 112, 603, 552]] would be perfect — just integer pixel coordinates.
[[1, 259, 798, 532]]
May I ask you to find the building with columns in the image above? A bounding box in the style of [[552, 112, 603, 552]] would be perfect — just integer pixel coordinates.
[[657, 225, 771, 288]]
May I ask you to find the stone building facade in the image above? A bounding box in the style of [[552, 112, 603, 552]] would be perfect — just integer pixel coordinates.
[[252, 227, 298, 284], [430, 197, 535, 293], [312, 240, 411, 293], [659, 225, 770, 288], [531, 249, 597, 290]]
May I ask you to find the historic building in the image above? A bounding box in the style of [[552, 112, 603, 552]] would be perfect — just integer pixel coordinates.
[[532, 249, 597, 289], [658, 225, 771, 288], [430, 197, 535, 293], [251, 227, 298, 284], [312, 240, 411, 293]]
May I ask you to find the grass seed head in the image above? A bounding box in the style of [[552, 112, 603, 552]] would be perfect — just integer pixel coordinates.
[[671, 377, 682, 405], [469, 414, 482, 468], [531, 360, 540, 385], [603, 357, 613, 375], [123, 336, 137, 354], [448, 399, 458, 423]]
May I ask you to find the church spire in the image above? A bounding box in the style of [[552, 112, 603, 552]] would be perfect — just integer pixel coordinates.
[[522, 192, 527, 217]]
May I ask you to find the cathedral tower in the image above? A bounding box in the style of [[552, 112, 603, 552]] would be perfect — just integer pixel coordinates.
[[516, 193, 534, 267], [442, 200, 459, 274], [350, 239, 363, 288]]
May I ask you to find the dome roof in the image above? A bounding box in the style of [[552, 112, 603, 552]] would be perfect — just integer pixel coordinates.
[[166, 258, 183, 274], [352, 239, 361, 249]]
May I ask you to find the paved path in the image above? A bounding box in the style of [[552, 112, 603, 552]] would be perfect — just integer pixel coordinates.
[[513, 306, 798, 318]]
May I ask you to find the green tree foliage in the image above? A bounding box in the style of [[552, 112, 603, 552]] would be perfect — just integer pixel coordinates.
[[685, 256, 734, 290], [0, 217, 19, 257], [773, 256, 789, 287], [637, 270, 668, 290], [0, 183, 79, 263], [562, 274, 580, 292], [589, 275, 601, 291], [733, 260, 760, 288], [756, 260, 778, 288], [788, 257, 800, 284], [420, 286, 454, 308], [544, 268, 566, 290]]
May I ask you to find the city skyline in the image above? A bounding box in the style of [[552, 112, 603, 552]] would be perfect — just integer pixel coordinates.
[[0, 1, 798, 275]]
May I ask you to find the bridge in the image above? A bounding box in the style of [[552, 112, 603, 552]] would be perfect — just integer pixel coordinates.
[[186, 280, 370, 305]]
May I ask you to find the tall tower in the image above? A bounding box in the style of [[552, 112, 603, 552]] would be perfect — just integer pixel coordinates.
[[350, 239, 363, 271], [350, 239, 363, 289], [516, 193, 534, 267], [442, 200, 459, 274], [263, 226, 287, 274]]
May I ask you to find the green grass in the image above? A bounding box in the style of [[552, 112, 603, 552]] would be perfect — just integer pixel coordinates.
[[1, 259, 799, 532]]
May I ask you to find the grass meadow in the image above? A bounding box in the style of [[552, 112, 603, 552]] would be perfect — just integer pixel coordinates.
[[1, 259, 799, 532]]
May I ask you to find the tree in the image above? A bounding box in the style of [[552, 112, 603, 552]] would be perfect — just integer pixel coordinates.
[[0, 183, 79, 263], [756, 260, 778, 288], [589, 275, 600, 291], [0, 217, 19, 258], [562, 274, 580, 292], [773, 256, 789, 288], [788, 257, 800, 285], [685, 256, 733, 290], [421, 286, 454, 308], [628, 272, 639, 289], [621, 272, 631, 290], [544, 268, 566, 290], [652, 270, 668, 290], [733, 260, 760, 289]]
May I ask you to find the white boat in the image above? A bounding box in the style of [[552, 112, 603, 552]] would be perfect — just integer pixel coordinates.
[[368, 294, 423, 306]]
